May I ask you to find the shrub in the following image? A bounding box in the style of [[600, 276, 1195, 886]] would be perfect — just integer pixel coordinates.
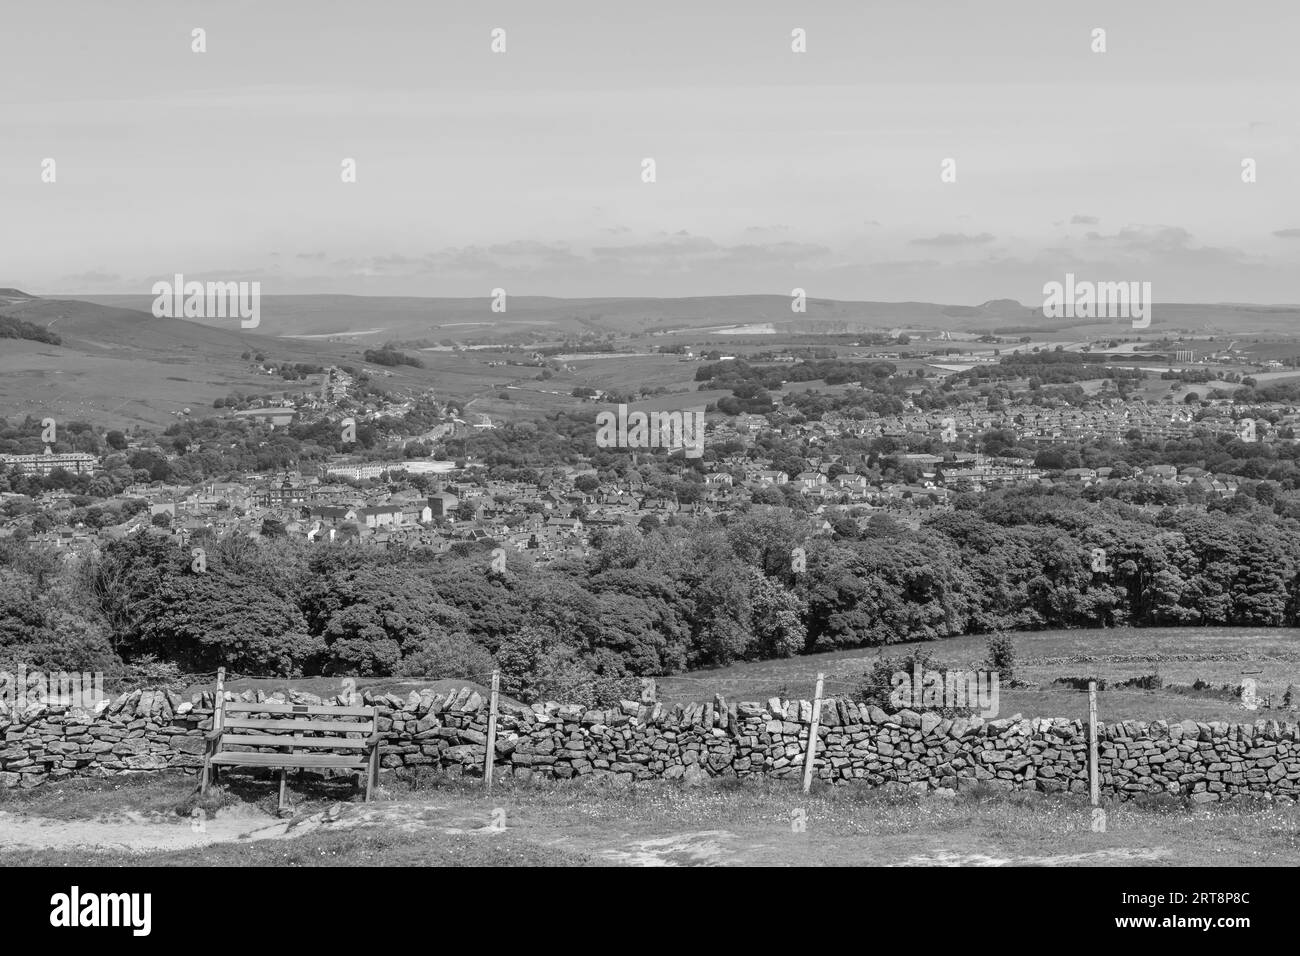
[[117, 655, 185, 692], [984, 631, 1016, 682], [1051, 676, 1107, 691], [1115, 674, 1163, 690], [858, 646, 935, 710]]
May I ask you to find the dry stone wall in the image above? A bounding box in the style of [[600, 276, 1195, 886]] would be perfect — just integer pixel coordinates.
[[2, 687, 1298, 802]]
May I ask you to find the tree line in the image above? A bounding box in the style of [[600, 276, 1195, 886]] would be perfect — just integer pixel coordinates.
[[2, 487, 1298, 702]]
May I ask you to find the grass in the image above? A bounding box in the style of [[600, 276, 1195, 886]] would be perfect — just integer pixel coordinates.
[[3, 767, 1297, 867], [660, 627, 1300, 723]]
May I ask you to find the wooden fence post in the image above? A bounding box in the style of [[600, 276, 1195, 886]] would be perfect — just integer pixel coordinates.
[[212, 667, 226, 786], [801, 673, 825, 794], [1088, 680, 1100, 806], [484, 670, 500, 790]]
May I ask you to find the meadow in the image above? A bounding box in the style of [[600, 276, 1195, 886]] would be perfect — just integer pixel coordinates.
[[656, 627, 1300, 724]]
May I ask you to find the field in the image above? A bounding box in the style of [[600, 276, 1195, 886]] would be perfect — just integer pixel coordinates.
[[658, 627, 1300, 724], [2, 770, 1297, 867]]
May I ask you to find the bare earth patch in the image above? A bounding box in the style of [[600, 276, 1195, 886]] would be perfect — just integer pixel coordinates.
[[0, 804, 277, 853]]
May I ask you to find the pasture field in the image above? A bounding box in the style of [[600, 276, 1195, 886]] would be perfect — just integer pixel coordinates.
[[2, 770, 1297, 867], [658, 628, 1300, 724]]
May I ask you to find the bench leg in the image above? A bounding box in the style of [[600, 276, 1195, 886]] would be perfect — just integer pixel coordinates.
[[278, 768, 289, 814], [200, 758, 210, 796], [366, 749, 377, 802]]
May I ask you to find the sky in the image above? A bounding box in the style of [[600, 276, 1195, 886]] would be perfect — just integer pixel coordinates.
[[2, 0, 1298, 304]]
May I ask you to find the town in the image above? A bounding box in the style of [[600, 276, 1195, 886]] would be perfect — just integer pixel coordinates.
[[3, 339, 1294, 564]]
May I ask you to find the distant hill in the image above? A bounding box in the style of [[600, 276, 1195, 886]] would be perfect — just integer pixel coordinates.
[[0, 295, 379, 429], [10, 289, 1300, 430], [0, 288, 38, 307], [67, 293, 1300, 343]]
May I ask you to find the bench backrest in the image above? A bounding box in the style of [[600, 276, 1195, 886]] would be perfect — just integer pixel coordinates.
[[214, 697, 378, 753]]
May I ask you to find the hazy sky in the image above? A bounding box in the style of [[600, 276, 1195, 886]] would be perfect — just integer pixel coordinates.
[[3, 0, 1297, 303]]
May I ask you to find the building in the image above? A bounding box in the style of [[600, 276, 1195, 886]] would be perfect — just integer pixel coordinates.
[[258, 476, 314, 509], [231, 408, 297, 427], [324, 460, 456, 481], [0, 447, 98, 476]]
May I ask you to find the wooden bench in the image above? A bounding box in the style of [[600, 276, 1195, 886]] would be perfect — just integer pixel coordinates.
[[200, 694, 381, 810]]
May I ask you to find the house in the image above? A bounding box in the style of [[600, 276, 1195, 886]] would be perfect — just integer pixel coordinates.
[[427, 492, 460, 517], [1143, 465, 1179, 480], [834, 474, 870, 495], [795, 471, 828, 492], [356, 505, 408, 530], [301, 505, 358, 528]]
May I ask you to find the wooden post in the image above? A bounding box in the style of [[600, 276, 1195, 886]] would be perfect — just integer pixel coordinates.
[[801, 673, 825, 794], [1088, 680, 1100, 806], [484, 670, 500, 790], [212, 666, 226, 787]]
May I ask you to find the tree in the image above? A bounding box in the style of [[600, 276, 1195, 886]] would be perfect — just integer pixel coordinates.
[[303, 564, 469, 675], [496, 625, 562, 701], [394, 632, 495, 684], [135, 568, 320, 674]]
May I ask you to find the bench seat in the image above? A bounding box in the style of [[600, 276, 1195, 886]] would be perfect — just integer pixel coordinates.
[[208, 751, 370, 770], [200, 691, 381, 808]]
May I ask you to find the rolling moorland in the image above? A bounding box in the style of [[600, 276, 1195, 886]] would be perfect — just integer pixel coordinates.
[[4, 291, 1300, 429]]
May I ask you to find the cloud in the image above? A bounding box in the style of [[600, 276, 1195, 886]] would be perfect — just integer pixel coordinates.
[[909, 232, 996, 247], [591, 236, 720, 258], [487, 240, 571, 257], [1070, 215, 1099, 225], [1085, 225, 1194, 253], [55, 271, 122, 287], [1272, 228, 1300, 239]]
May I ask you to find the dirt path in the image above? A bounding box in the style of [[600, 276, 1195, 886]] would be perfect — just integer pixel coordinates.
[[0, 802, 1173, 866], [0, 806, 278, 853]]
